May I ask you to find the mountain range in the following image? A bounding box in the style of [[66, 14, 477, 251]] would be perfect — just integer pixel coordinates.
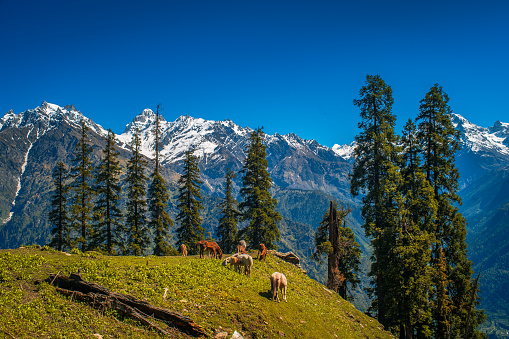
[[1, 102, 508, 336]]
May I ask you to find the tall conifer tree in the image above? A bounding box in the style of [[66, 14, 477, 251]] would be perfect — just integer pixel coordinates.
[[69, 120, 94, 251], [91, 129, 124, 254], [148, 105, 173, 256], [217, 168, 240, 254], [239, 128, 281, 249], [48, 161, 71, 251], [396, 119, 436, 338], [350, 74, 401, 327], [416, 84, 485, 338], [176, 149, 205, 255], [125, 128, 150, 256]]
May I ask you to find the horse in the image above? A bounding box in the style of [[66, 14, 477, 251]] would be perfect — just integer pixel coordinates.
[[197, 240, 223, 259], [222, 254, 253, 277], [205, 241, 223, 259], [222, 255, 242, 274], [179, 244, 187, 256], [196, 240, 208, 258], [258, 243, 267, 262], [270, 272, 287, 302]]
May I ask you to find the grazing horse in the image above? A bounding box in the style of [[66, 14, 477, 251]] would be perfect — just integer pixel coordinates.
[[270, 272, 288, 302], [222, 255, 242, 274], [205, 241, 223, 259], [179, 244, 187, 256], [222, 254, 253, 277], [197, 240, 223, 259], [258, 243, 267, 262]]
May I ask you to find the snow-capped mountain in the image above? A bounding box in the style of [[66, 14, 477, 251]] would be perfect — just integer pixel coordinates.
[[332, 142, 356, 163], [452, 113, 509, 157], [117, 109, 352, 196], [0, 101, 108, 138], [451, 114, 509, 186], [0, 102, 134, 229]]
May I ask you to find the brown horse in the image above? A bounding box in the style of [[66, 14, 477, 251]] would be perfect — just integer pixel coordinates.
[[197, 240, 223, 259], [258, 243, 267, 262], [179, 244, 187, 256], [206, 241, 223, 259]]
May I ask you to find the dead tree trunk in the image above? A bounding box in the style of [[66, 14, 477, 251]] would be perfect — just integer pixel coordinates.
[[47, 272, 206, 337], [326, 201, 352, 299], [327, 201, 339, 292]]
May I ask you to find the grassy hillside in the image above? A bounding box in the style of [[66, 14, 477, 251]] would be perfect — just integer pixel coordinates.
[[0, 247, 393, 339]]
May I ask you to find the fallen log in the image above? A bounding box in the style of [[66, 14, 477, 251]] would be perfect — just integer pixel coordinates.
[[47, 272, 206, 337]]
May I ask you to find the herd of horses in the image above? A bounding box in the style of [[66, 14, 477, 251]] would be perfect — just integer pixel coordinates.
[[177, 240, 287, 302]]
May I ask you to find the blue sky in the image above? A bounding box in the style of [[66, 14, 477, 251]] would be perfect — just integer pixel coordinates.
[[1, 0, 508, 146]]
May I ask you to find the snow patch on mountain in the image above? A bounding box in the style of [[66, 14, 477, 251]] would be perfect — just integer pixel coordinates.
[[2, 126, 38, 224]]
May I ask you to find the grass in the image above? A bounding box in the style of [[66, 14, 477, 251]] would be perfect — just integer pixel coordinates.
[[0, 246, 394, 339]]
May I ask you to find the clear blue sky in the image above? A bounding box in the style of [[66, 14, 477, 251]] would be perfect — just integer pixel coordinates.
[[1, 0, 508, 146]]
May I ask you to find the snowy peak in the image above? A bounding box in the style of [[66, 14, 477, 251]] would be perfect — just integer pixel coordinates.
[[118, 110, 253, 162], [451, 113, 509, 156], [0, 101, 108, 137], [332, 142, 356, 162]]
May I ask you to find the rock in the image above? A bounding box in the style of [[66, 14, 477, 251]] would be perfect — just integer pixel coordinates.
[[213, 332, 228, 339], [271, 252, 307, 272], [231, 331, 244, 339]]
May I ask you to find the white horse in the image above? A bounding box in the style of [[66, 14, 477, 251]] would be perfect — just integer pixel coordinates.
[[222, 254, 253, 277], [270, 272, 287, 302]]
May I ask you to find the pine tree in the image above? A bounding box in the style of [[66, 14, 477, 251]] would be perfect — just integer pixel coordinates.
[[91, 129, 124, 254], [69, 120, 95, 251], [239, 128, 281, 249], [350, 75, 401, 326], [125, 128, 150, 256], [176, 149, 205, 255], [217, 168, 240, 254], [48, 161, 71, 251], [416, 84, 485, 338], [312, 201, 361, 300], [396, 119, 436, 338], [148, 104, 173, 256]]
